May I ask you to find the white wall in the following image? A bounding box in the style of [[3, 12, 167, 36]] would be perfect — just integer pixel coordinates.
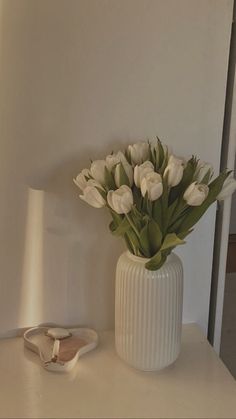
[[0, 0, 233, 334]]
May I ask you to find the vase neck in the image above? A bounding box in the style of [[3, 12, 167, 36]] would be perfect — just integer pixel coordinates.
[[126, 251, 177, 265], [126, 252, 148, 264]]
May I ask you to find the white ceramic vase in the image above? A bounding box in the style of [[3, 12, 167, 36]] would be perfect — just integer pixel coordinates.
[[115, 251, 183, 371]]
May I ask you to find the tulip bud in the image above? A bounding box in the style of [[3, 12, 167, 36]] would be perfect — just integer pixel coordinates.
[[106, 151, 126, 172], [114, 162, 133, 187], [183, 182, 209, 206], [149, 139, 171, 164], [195, 161, 214, 183], [86, 179, 105, 189], [107, 185, 133, 214], [164, 155, 184, 187], [90, 160, 107, 185], [134, 161, 154, 188], [141, 172, 163, 201], [79, 183, 106, 208], [73, 168, 90, 191], [168, 155, 184, 166], [217, 176, 236, 201], [127, 142, 149, 165]]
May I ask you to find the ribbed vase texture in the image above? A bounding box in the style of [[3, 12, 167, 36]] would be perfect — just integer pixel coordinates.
[[115, 251, 183, 371]]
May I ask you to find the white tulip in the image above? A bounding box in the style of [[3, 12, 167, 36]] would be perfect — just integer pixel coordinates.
[[79, 184, 106, 208], [128, 142, 149, 165], [163, 143, 171, 156], [106, 151, 127, 171], [90, 160, 107, 185], [168, 155, 184, 166], [73, 168, 90, 191], [134, 161, 154, 188], [183, 182, 209, 206], [107, 185, 133, 214], [114, 162, 133, 187], [86, 179, 105, 189], [141, 171, 163, 201], [195, 161, 214, 183], [217, 176, 236, 201], [164, 154, 184, 187]]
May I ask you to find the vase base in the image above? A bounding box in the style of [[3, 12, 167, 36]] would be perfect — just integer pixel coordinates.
[[115, 346, 181, 372]]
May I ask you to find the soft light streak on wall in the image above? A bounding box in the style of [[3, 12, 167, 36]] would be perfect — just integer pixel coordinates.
[[19, 187, 44, 326]]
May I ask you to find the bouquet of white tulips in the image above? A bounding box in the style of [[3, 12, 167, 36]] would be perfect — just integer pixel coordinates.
[[74, 139, 236, 271]]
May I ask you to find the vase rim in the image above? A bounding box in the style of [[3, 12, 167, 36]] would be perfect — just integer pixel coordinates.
[[126, 251, 177, 264], [126, 251, 149, 263]]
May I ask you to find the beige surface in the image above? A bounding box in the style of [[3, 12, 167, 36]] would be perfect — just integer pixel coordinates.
[[0, 324, 236, 418]]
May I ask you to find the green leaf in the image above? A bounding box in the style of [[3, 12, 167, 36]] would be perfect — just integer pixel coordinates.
[[161, 178, 169, 234], [147, 219, 162, 254], [161, 233, 185, 251], [125, 229, 140, 256], [145, 250, 162, 270], [139, 218, 162, 258], [200, 169, 213, 185], [110, 209, 122, 226], [142, 192, 149, 214], [118, 163, 130, 186], [153, 199, 162, 230], [165, 199, 178, 228], [177, 229, 194, 240], [111, 217, 131, 237], [124, 234, 134, 253], [165, 198, 190, 232], [130, 205, 143, 230], [104, 166, 116, 189], [109, 209, 141, 256], [140, 223, 151, 257], [147, 200, 152, 217], [168, 209, 190, 233], [159, 149, 169, 175], [144, 228, 183, 271], [154, 147, 159, 169], [131, 204, 143, 220], [157, 138, 164, 169], [145, 251, 168, 271], [109, 220, 116, 233], [132, 186, 142, 212]]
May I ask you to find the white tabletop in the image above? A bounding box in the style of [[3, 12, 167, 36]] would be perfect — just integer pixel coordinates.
[[0, 324, 236, 418]]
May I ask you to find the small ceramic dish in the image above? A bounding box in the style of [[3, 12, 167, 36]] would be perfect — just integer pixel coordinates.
[[24, 326, 98, 372]]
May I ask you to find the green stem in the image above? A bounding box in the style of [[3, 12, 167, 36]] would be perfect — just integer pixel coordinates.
[[124, 233, 134, 254], [168, 205, 189, 231], [170, 203, 188, 225], [161, 183, 170, 235], [125, 213, 140, 238]]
